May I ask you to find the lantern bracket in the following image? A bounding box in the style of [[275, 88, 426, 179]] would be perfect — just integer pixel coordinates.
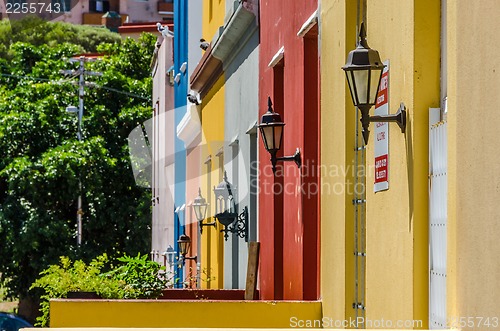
[[199, 219, 217, 233], [271, 148, 302, 172], [181, 255, 197, 263], [369, 102, 406, 133], [220, 206, 249, 242], [359, 102, 407, 144]]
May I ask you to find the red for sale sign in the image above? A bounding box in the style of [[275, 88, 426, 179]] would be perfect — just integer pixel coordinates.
[[375, 154, 388, 183]]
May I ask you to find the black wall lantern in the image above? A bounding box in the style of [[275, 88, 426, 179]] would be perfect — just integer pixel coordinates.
[[213, 172, 248, 241], [177, 234, 197, 263], [342, 22, 406, 144], [193, 188, 216, 233], [258, 97, 301, 173]]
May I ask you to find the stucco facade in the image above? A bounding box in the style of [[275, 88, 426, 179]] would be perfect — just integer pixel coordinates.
[[258, 0, 320, 301], [446, 0, 500, 328], [320, 0, 439, 327], [220, 0, 259, 289], [320, 0, 500, 329], [150, 30, 175, 269]]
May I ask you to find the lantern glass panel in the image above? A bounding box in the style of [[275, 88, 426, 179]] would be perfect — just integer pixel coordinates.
[[178, 236, 191, 256], [216, 196, 225, 215], [345, 71, 357, 105], [274, 125, 283, 151], [228, 196, 235, 214], [179, 241, 189, 256], [261, 126, 274, 150], [369, 68, 383, 105], [194, 203, 207, 221], [352, 70, 369, 105], [166, 246, 175, 264], [199, 204, 207, 220]]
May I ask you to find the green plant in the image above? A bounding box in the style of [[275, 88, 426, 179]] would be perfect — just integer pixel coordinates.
[[30, 254, 125, 327], [106, 253, 169, 299]]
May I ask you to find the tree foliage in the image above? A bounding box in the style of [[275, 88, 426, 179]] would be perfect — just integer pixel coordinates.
[[0, 16, 121, 59], [0, 21, 155, 302]]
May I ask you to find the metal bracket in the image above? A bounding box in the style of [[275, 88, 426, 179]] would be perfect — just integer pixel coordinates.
[[274, 148, 302, 169], [369, 102, 407, 134], [221, 206, 249, 242], [199, 219, 217, 234]]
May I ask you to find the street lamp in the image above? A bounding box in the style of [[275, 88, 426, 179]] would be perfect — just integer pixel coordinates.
[[342, 22, 406, 144], [192, 188, 215, 233], [213, 172, 248, 241], [177, 234, 197, 263], [258, 97, 301, 173]]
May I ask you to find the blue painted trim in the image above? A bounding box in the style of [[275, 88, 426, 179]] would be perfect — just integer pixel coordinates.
[[173, 0, 188, 288]]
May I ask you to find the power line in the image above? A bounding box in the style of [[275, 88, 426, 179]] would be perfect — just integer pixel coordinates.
[[0, 71, 151, 101]]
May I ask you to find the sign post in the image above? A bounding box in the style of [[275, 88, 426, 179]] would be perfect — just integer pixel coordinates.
[[374, 61, 389, 192]]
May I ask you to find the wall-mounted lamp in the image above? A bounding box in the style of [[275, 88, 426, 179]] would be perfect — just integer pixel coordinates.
[[193, 188, 216, 233], [342, 22, 406, 144], [213, 172, 248, 241], [177, 234, 197, 263], [258, 97, 301, 173], [162, 245, 176, 267]]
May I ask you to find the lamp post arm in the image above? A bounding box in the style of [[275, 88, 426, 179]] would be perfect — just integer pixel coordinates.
[[199, 219, 217, 234], [274, 148, 302, 169], [369, 102, 407, 134]]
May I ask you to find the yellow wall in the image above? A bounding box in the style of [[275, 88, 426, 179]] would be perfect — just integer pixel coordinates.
[[200, 75, 225, 289], [198, 0, 226, 290], [321, 0, 439, 327], [203, 0, 226, 42], [320, 0, 357, 323], [447, 0, 500, 325], [49, 299, 322, 328]]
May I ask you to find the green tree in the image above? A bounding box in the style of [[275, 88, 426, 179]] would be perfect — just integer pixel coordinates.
[[0, 23, 155, 318], [0, 16, 121, 59]]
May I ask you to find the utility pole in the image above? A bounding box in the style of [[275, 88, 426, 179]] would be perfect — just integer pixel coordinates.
[[62, 56, 102, 246]]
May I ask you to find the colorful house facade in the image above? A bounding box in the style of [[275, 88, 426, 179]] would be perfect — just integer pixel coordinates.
[[50, 0, 500, 329], [143, 0, 500, 329], [187, 0, 260, 289], [258, 0, 320, 300], [320, 0, 500, 329], [150, 25, 175, 274]]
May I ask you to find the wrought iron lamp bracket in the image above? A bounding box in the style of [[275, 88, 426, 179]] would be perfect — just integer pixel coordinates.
[[220, 206, 249, 242]]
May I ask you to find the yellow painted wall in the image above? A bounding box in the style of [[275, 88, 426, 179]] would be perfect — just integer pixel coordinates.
[[49, 299, 322, 328], [321, 0, 439, 327], [320, 0, 357, 324], [200, 75, 225, 289], [198, 0, 226, 290], [203, 0, 226, 42], [447, 0, 500, 327]]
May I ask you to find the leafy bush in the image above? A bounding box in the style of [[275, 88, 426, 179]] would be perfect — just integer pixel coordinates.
[[105, 253, 171, 299], [30, 253, 169, 327]]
